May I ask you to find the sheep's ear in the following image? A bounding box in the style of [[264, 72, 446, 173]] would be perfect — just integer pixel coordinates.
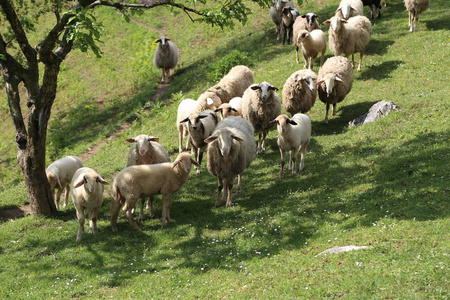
[[335, 76, 343, 82], [269, 85, 279, 92], [180, 117, 189, 123], [198, 115, 208, 120], [155, 39, 162, 44], [335, 7, 342, 13], [269, 119, 279, 124], [250, 85, 260, 91], [172, 160, 181, 169], [204, 136, 217, 143], [126, 138, 136, 143], [214, 108, 222, 113], [149, 137, 160, 143], [231, 135, 243, 142], [231, 108, 238, 112], [341, 19, 347, 23], [190, 158, 201, 168], [323, 19, 331, 24], [96, 176, 109, 185], [288, 119, 298, 126], [317, 78, 325, 84], [206, 97, 214, 106], [74, 178, 85, 188], [301, 14, 307, 18]]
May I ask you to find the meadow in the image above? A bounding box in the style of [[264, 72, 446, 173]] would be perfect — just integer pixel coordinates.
[[0, 0, 448, 298]]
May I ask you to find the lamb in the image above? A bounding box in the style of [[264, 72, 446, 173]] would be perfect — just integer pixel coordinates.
[[362, 0, 382, 19], [179, 109, 218, 174], [177, 96, 221, 153], [215, 97, 243, 120], [404, 0, 430, 32], [324, 15, 372, 72], [316, 56, 354, 124], [153, 36, 178, 84], [110, 153, 200, 231], [269, 114, 311, 178], [204, 117, 256, 207], [269, 0, 295, 41], [281, 6, 300, 45], [335, 0, 364, 20], [282, 69, 318, 116], [46, 155, 83, 210], [125, 134, 170, 220], [71, 167, 109, 241], [241, 82, 282, 154], [295, 29, 327, 69]]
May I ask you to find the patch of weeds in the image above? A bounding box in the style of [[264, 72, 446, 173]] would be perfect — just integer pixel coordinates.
[[207, 50, 253, 82]]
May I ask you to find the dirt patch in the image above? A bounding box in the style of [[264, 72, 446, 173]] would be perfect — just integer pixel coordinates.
[[0, 204, 32, 222]]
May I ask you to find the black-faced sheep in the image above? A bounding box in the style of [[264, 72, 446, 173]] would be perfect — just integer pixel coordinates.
[[282, 69, 318, 116], [404, 0, 430, 32], [153, 36, 178, 84], [281, 6, 300, 45]]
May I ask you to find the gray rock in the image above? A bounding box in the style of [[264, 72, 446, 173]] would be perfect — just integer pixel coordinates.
[[349, 100, 398, 126], [315, 245, 371, 257]]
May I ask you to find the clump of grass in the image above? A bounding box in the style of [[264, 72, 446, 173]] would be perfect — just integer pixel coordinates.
[[207, 50, 253, 81]]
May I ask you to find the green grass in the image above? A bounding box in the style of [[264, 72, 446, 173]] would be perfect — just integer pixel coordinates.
[[0, 0, 449, 298]]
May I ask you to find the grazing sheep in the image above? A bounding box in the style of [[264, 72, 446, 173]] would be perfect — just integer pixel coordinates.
[[269, 0, 295, 41], [282, 69, 318, 116], [153, 36, 178, 83], [281, 6, 300, 45], [324, 15, 372, 72], [111, 153, 200, 231], [71, 167, 109, 241], [241, 82, 282, 153], [46, 155, 83, 210], [362, 0, 382, 19], [404, 0, 430, 32], [179, 109, 218, 174], [335, 0, 364, 20], [317, 56, 354, 124], [204, 117, 256, 207], [269, 114, 311, 178], [215, 97, 243, 120], [177, 96, 221, 153], [125, 135, 170, 221], [295, 29, 327, 69]]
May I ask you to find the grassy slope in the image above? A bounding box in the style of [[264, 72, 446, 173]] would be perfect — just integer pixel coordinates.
[[0, 0, 449, 298]]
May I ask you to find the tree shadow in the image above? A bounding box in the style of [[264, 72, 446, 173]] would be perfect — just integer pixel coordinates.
[[425, 16, 450, 31]]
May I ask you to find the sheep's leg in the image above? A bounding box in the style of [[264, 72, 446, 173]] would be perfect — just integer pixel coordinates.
[[196, 149, 203, 174], [310, 56, 316, 71], [215, 177, 224, 207], [332, 103, 337, 116], [236, 174, 242, 195], [325, 103, 330, 124], [124, 198, 141, 231], [161, 194, 172, 226], [257, 133, 262, 154], [110, 199, 122, 232], [225, 177, 235, 207], [302, 53, 308, 69], [147, 196, 154, 218], [89, 208, 99, 235], [64, 186, 70, 208], [409, 11, 413, 32], [291, 149, 299, 175], [319, 51, 325, 69], [55, 188, 63, 210], [296, 46, 300, 64], [280, 147, 286, 178], [178, 126, 184, 153], [299, 140, 309, 171], [358, 52, 363, 72], [262, 130, 267, 151], [76, 209, 85, 241], [138, 197, 146, 222], [351, 54, 355, 69]]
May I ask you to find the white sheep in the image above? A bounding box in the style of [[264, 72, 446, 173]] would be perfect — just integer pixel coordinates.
[[46, 155, 83, 210], [269, 0, 295, 41], [204, 116, 256, 207], [71, 167, 109, 241], [215, 97, 243, 120], [324, 15, 372, 72], [317, 56, 354, 124], [179, 109, 218, 174], [110, 153, 200, 231], [281, 6, 300, 45], [295, 29, 327, 69], [282, 69, 318, 116], [241, 82, 282, 154], [125, 134, 170, 221], [269, 114, 311, 178], [153, 36, 179, 83], [335, 0, 364, 20], [404, 0, 430, 32]]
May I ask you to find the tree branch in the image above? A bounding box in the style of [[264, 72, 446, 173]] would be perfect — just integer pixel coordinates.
[[0, 34, 29, 83]]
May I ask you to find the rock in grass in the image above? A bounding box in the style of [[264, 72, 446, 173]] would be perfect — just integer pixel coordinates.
[[315, 245, 371, 257], [349, 100, 398, 126]]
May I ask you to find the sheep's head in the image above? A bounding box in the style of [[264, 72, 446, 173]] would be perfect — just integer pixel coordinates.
[[270, 115, 298, 135], [295, 73, 317, 92], [156, 36, 171, 48], [126, 135, 159, 156], [302, 13, 320, 30], [273, 0, 290, 12], [180, 113, 210, 131], [74, 172, 108, 194], [296, 29, 310, 44], [336, 4, 357, 19], [46, 171, 62, 189], [172, 152, 200, 173], [317, 74, 343, 96], [324, 17, 346, 32], [215, 104, 239, 120], [250, 82, 278, 101], [205, 129, 243, 157]]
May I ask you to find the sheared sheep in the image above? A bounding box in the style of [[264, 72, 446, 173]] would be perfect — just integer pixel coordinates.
[[215, 97, 243, 120], [269, 0, 295, 41], [204, 116, 256, 207], [241, 82, 282, 153], [404, 0, 430, 32], [282, 69, 318, 116], [295, 29, 327, 69], [281, 6, 300, 45], [324, 15, 372, 72], [46, 155, 83, 210], [71, 167, 109, 241], [336, 0, 364, 20], [125, 134, 170, 221], [179, 109, 218, 174], [153, 36, 178, 83], [269, 114, 311, 178], [111, 153, 200, 231], [317, 56, 354, 124]]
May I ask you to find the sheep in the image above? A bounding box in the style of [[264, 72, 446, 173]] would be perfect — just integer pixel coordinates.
[[241, 82, 282, 154], [324, 15, 372, 72], [269, 114, 311, 178], [71, 167, 109, 241], [110, 152, 200, 231], [125, 134, 170, 221], [362, 0, 382, 20], [404, 0, 430, 32], [179, 109, 218, 174], [281, 6, 300, 45], [204, 116, 256, 207], [293, 13, 321, 35], [295, 29, 327, 69], [316, 56, 354, 124], [215, 97, 243, 120], [282, 69, 318, 116], [335, 0, 364, 20], [269, 0, 295, 41], [46, 155, 83, 210], [177, 96, 221, 153], [153, 36, 178, 83]]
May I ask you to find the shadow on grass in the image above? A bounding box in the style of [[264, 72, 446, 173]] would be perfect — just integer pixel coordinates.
[[359, 60, 403, 80]]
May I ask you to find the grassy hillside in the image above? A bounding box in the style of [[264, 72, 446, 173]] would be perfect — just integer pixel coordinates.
[[0, 0, 449, 298]]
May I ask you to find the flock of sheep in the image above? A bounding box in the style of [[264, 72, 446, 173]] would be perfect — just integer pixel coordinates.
[[45, 0, 431, 241]]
